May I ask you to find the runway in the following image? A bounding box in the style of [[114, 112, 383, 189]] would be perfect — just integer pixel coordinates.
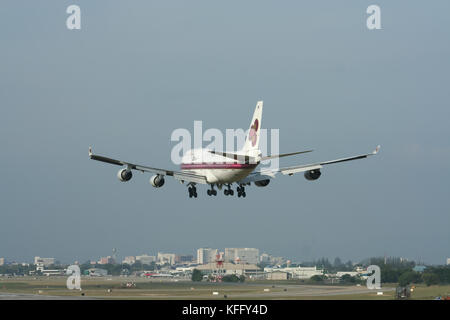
[[0, 292, 95, 300], [0, 283, 394, 300]]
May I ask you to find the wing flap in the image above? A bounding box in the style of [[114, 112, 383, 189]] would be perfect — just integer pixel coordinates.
[[173, 172, 208, 184], [280, 164, 322, 176], [238, 172, 275, 184]]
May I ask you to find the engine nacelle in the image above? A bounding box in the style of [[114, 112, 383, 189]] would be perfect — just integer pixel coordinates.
[[150, 174, 165, 188], [304, 169, 321, 181], [117, 168, 132, 182], [254, 179, 270, 187]]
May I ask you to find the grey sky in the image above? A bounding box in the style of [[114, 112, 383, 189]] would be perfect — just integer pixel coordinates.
[[1, 0, 449, 265]]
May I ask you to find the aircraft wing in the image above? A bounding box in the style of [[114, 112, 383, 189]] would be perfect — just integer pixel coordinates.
[[88, 147, 208, 184], [239, 145, 380, 184], [207, 149, 313, 163]]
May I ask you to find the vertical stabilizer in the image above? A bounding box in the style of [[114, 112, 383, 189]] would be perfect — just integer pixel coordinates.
[[241, 101, 263, 155]]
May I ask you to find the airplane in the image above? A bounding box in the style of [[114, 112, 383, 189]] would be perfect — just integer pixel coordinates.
[[89, 101, 380, 198]]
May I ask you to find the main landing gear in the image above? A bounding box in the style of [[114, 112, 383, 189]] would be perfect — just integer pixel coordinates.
[[188, 184, 248, 198], [207, 185, 217, 196], [224, 184, 234, 196], [188, 185, 197, 198], [237, 185, 246, 198]]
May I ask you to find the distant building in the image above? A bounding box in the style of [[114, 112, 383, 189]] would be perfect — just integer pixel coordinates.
[[175, 255, 194, 264], [34, 257, 55, 267], [259, 253, 271, 263], [86, 268, 108, 277], [447, 258, 450, 265], [197, 248, 218, 264], [122, 256, 136, 265], [355, 266, 365, 273], [264, 266, 323, 279], [0, 258, 5, 266], [157, 253, 176, 265], [42, 269, 65, 276], [266, 271, 291, 280], [98, 256, 115, 265], [413, 266, 427, 273], [270, 257, 286, 265], [136, 254, 156, 265], [225, 248, 259, 265], [196, 262, 260, 276], [336, 271, 359, 278]]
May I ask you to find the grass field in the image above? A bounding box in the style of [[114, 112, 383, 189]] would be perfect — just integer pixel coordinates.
[[0, 276, 448, 300]]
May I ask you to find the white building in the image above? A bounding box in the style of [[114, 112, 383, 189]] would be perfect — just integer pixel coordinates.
[[98, 256, 115, 265], [0, 258, 5, 266], [264, 266, 324, 279], [259, 254, 285, 266], [266, 271, 290, 280], [122, 256, 136, 265], [260, 253, 271, 263], [136, 254, 156, 265], [225, 248, 259, 264], [336, 271, 360, 278], [87, 268, 108, 277], [157, 253, 176, 265], [34, 257, 56, 267], [447, 258, 450, 265], [196, 262, 260, 276], [197, 248, 218, 264], [42, 269, 65, 276]]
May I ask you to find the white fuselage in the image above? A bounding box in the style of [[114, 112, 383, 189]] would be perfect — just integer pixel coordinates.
[[180, 149, 258, 184]]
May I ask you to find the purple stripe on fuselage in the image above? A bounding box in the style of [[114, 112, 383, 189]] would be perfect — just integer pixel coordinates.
[[180, 163, 257, 170]]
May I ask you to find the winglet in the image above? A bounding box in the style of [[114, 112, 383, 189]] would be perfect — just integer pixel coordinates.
[[89, 147, 93, 157], [372, 145, 381, 155]]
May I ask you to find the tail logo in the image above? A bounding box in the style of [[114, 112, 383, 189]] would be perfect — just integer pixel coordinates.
[[249, 119, 259, 146]]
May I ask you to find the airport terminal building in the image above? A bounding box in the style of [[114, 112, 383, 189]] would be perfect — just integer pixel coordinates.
[[196, 262, 261, 276]]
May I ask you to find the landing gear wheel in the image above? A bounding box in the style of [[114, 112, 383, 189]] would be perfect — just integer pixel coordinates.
[[208, 185, 217, 196], [225, 184, 233, 196], [237, 186, 245, 198], [188, 186, 197, 198]]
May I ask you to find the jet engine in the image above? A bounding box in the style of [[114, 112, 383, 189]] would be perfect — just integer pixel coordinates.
[[117, 168, 132, 182], [150, 174, 165, 188], [254, 179, 270, 187], [304, 169, 321, 181]]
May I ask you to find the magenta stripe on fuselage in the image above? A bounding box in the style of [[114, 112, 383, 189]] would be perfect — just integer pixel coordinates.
[[180, 163, 257, 170]]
